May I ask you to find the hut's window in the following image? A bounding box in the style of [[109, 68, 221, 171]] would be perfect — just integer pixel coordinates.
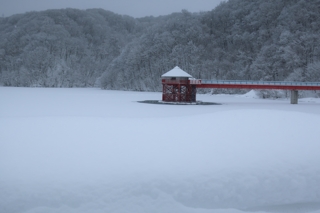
[[171, 77, 176, 80]]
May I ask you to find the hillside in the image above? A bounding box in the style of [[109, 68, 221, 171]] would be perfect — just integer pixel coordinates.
[[0, 8, 142, 87], [1, 0, 320, 90], [100, 0, 320, 91]]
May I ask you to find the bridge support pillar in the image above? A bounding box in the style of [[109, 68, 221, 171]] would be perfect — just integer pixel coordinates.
[[290, 90, 298, 104]]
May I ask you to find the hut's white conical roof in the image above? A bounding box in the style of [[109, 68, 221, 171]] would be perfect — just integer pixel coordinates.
[[161, 66, 192, 78]]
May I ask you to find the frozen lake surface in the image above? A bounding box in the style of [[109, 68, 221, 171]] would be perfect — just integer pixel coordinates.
[[1, 87, 320, 213]]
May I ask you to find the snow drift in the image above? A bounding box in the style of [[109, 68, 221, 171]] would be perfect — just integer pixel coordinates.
[[1, 87, 320, 213]]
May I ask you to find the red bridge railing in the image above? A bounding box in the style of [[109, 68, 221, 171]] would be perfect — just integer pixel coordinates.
[[198, 80, 320, 90]]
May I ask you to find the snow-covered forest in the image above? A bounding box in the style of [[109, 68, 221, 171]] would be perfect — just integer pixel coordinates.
[[1, 0, 320, 90]]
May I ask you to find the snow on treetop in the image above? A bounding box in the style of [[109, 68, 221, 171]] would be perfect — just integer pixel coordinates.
[[161, 66, 193, 78]]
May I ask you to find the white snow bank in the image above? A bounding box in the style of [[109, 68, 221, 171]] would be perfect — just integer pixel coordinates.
[[239, 90, 259, 98], [1, 87, 320, 213]]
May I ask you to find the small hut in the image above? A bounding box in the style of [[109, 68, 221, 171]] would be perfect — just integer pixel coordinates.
[[161, 66, 200, 102]]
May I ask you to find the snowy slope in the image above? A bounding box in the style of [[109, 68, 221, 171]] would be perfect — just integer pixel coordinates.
[[1, 87, 320, 213]]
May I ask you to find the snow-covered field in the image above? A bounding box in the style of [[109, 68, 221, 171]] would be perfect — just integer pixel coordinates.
[[1, 87, 320, 213]]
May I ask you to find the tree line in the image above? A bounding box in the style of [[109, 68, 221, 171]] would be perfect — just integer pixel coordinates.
[[0, 8, 142, 87], [1, 0, 320, 91]]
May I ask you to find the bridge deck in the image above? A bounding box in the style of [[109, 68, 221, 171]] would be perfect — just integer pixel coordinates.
[[198, 80, 320, 90]]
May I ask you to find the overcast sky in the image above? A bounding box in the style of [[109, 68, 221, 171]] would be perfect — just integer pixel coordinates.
[[1, 0, 224, 18]]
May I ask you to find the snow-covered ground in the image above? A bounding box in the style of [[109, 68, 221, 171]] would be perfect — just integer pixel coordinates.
[[1, 87, 320, 213]]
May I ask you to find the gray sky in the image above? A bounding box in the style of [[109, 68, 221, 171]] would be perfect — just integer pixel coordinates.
[[1, 0, 224, 18]]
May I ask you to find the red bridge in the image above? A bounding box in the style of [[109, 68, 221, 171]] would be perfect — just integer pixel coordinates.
[[198, 80, 320, 91], [198, 80, 320, 104]]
